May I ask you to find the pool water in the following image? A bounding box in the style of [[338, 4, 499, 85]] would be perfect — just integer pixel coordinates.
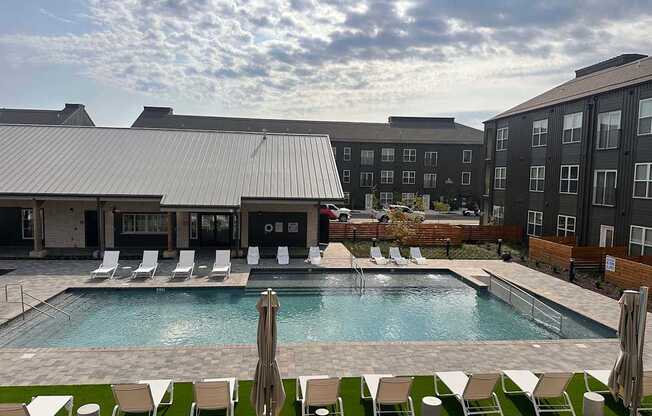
[[0, 272, 613, 348]]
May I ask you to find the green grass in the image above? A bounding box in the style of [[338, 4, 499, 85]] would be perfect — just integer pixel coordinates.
[[343, 240, 526, 260], [0, 375, 628, 415]]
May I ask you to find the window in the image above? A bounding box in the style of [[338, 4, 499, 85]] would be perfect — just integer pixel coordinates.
[[380, 192, 393, 207], [401, 193, 415, 206], [122, 213, 167, 234], [492, 205, 504, 225], [532, 119, 548, 147], [403, 148, 416, 162], [529, 166, 545, 192], [462, 150, 472, 163], [496, 127, 508, 151], [634, 163, 652, 198], [342, 170, 351, 184], [638, 98, 652, 135], [461, 172, 471, 185], [343, 192, 350, 205], [190, 213, 198, 239], [380, 170, 394, 184], [21, 208, 33, 239], [361, 150, 374, 165], [360, 172, 373, 187], [557, 215, 576, 237], [527, 210, 543, 236], [381, 148, 395, 162], [596, 111, 621, 149], [560, 165, 579, 194], [593, 169, 617, 206], [494, 167, 506, 190], [402, 170, 416, 184], [424, 151, 438, 167], [343, 147, 351, 161], [630, 225, 652, 256], [332, 146, 336, 158], [562, 112, 582, 143], [424, 173, 437, 188]]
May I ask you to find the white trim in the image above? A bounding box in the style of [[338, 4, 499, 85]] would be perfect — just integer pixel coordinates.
[[403, 148, 417, 162], [637, 98, 652, 136], [559, 164, 580, 195], [633, 162, 652, 199], [343, 146, 351, 161], [424, 151, 438, 167], [556, 214, 576, 237], [600, 225, 614, 248], [360, 172, 374, 187], [496, 127, 508, 151], [529, 165, 545, 192], [402, 170, 416, 185], [21, 208, 34, 240], [461, 171, 471, 185], [531, 119, 548, 147], [527, 210, 543, 236], [381, 148, 395, 162], [592, 169, 617, 206], [629, 225, 652, 256], [342, 169, 351, 184], [596, 110, 621, 150], [462, 149, 472, 163], [423, 173, 437, 189], [360, 150, 374, 166], [494, 167, 507, 190], [380, 170, 394, 184], [561, 112, 582, 144]]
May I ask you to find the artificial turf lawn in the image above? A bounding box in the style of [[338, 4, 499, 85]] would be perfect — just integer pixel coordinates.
[[0, 375, 629, 416]]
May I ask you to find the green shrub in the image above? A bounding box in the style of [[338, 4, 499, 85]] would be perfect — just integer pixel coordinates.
[[433, 201, 450, 212]]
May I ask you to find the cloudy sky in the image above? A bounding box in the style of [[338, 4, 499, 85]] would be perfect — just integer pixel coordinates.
[[0, 0, 651, 129]]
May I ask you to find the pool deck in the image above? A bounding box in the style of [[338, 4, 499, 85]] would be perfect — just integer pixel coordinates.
[[0, 243, 647, 386]]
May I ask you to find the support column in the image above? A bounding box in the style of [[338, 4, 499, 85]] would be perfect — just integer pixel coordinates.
[[29, 199, 47, 258], [163, 212, 177, 258], [95, 199, 106, 258]]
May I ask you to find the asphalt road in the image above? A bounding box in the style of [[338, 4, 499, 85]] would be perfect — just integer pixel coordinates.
[[346, 210, 480, 224]]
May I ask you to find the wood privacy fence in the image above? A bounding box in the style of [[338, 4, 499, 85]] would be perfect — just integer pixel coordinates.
[[605, 256, 652, 290], [328, 223, 522, 246], [528, 236, 628, 271]]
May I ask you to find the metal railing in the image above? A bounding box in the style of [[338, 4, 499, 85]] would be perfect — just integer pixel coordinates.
[[350, 255, 366, 293], [4, 284, 71, 321], [488, 275, 563, 335]]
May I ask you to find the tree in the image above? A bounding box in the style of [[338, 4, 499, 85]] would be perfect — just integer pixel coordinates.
[[386, 209, 422, 246]]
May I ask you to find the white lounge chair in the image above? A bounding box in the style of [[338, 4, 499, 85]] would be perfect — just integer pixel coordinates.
[[295, 375, 343, 416], [501, 371, 575, 416], [370, 247, 388, 265], [389, 247, 408, 266], [308, 246, 321, 265], [91, 250, 120, 279], [584, 369, 652, 413], [434, 371, 503, 416], [171, 250, 195, 279], [112, 379, 173, 416], [191, 377, 238, 416], [361, 374, 414, 416], [409, 247, 427, 265], [131, 250, 159, 279], [277, 246, 289, 265], [0, 396, 74, 416], [247, 246, 260, 265], [211, 250, 231, 278]]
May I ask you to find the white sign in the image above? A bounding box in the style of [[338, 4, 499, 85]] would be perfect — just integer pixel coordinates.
[[275, 222, 283, 233], [605, 255, 616, 272], [288, 222, 299, 233]]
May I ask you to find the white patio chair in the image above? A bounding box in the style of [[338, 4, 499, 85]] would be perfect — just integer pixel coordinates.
[[308, 246, 321, 265], [0, 396, 74, 416], [370, 246, 388, 265], [296, 375, 343, 416], [277, 246, 289, 265], [131, 250, 159, 279], [435, 371, 503, 416], [409, 247, 427, 265], [501, 371, 575, 416], [361, 374, 414, 416], [211, 250, 231, 278], [247, 247, 260, 265], [90, 250, 120, 279], [171, 250, 195, 279], [111, 379, 174, 416], [389, 247, 408, 266], [190, 378, 238, 416]]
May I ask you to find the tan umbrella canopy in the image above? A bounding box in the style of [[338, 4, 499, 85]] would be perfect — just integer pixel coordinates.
[[251, 289, 286, 416], [609, 287, 648, 415]]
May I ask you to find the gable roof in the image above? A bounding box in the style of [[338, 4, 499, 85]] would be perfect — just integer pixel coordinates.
[[0, 104, 95, 126], [0, 125, 342, 207], [132, 109, 483, 145], [490, 55, 652, 120]]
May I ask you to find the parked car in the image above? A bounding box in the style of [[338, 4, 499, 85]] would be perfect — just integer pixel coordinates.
[[462, 208, 481, 216], [373, 204, 425, 223], [322, 203, 351, 222], [319, 205, 338, 220]]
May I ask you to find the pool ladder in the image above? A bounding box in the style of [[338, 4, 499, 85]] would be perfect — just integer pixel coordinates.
[[4, 284, 71, 321], [351, 256, 366, 294]]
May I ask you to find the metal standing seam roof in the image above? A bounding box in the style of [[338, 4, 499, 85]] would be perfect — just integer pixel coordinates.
[[489, 56, 652, 121], [0, 125, 343, 207]]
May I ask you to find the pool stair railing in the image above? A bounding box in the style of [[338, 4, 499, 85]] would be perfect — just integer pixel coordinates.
[[3, 283, 71, 321], [350, 255, 366, 293]]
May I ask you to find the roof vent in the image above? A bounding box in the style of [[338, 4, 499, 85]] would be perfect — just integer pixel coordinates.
[[262, 128, 267, 140], [575, 54, 648, 78]]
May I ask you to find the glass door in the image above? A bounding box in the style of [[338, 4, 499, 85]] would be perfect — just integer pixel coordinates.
[[200, 214, 232, 246]]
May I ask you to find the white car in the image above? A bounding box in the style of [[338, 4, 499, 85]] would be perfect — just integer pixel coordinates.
[[373, 205, 425, 223], [324, 203, 351, 222], [462, 208, 481, 216]]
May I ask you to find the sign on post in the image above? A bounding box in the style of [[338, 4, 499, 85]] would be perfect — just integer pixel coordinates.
[[605, 255, 616, 272]]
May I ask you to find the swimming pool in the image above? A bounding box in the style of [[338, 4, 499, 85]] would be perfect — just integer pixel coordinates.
[[0, 271, 614, 348]]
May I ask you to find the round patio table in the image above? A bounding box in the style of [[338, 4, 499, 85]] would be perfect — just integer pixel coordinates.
[[583, 392, 604, 416], [77, 403, 100, 416], [421, 396, 442, 416]]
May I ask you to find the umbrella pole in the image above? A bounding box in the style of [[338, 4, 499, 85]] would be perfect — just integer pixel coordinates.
[[267, 288, 273, 416], [632, 287, 649, 416]]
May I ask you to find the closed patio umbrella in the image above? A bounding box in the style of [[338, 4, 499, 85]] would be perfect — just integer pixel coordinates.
[[609, 287, 648, 415], [251, 288, 286, 416]]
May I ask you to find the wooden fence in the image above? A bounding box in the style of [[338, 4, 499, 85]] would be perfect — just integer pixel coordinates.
[[328, 223, 522, 246], [529, 236, 628, 271], [605, 256, 652, 290]]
